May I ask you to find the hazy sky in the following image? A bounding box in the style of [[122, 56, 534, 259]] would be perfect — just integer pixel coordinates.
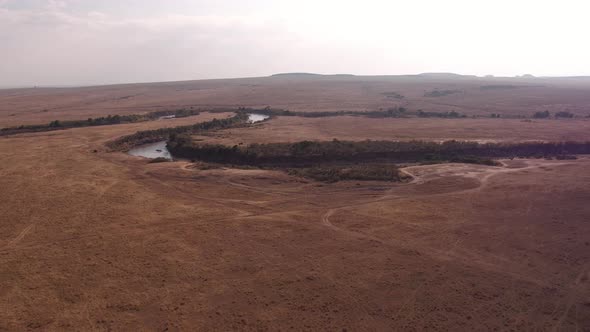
[[1, 0, 589, 86]]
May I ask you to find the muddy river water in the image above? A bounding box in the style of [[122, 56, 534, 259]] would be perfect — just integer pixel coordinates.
[[128, 113, 269, 159], [247, 113, 269, 123], [128, 141, 172, 160]]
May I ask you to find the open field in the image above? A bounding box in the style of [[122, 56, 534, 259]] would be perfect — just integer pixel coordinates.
[[1, 77, 590, 330], [194, 115, 590, 145], [3, 74, 590, 127]]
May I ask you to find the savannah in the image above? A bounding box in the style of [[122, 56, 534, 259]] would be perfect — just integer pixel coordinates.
[[2, 0, 590, 330], [1, 74, 589, 330]]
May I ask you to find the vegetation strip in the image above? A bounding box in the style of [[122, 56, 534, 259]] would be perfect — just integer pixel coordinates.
[[287, 164, 407, 183], [107, 107, 450, 151], [167, 138, 584, 167], [249, 107, 467, 119], [99, 107, 586, 182], [107, 112, 251, 151], [0, 108, 205, 136], [3, 105, 580, 138]]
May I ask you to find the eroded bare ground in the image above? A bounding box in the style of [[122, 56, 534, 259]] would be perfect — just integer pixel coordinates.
[[0, 120, 589, 330]]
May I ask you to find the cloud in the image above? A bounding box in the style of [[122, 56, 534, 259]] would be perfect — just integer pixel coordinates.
[[1, 0, 590, 86], [0, 4, 301, 85]]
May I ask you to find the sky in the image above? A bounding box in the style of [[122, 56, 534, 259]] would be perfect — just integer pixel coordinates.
[[1, 0, 589, 86]]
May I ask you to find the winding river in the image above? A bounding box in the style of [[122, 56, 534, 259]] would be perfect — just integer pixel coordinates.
[[128, 113, 269, 160]]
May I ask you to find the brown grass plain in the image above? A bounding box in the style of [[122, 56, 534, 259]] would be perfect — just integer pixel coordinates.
[[0, 75, 589, 331], [2, 74, 590, 127], [196, 116, 590, 145]]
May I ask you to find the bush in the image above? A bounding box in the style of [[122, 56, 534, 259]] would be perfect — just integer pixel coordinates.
[[555, 111, 574, 118], [249, 107, 465, 119], [533, 110, 551, 118], [382, 92, 405, 99], [149, 157, 170, 163], [480, 85, 518, 90], [288, 164, 406, 183], [555, 155, 577, 160], [424, 90, 461, 97], [449, 156, 500, 166]]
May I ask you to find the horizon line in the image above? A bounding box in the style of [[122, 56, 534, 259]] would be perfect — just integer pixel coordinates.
[[2, 72, 590, 90]]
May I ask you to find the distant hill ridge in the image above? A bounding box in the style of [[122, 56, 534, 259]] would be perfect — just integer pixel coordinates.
[[270, 72, 590, 80], [272, 72, 478, 80], [271, 73, 356, 78]]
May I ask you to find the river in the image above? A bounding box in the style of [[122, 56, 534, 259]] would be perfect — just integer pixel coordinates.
[[128, 113, 269, 159]]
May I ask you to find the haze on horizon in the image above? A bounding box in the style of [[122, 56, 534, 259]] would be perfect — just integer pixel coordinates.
[[1, 0, 589, 87]]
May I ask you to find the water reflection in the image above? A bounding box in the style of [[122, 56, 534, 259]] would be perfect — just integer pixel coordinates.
[[248, 113, 269, 123], [128, 141, 172, 160]]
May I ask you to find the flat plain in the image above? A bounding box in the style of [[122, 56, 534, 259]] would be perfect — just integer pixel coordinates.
[[0, 75, 589, 331]]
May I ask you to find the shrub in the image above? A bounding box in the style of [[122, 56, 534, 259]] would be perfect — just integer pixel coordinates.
[[533, 110, 551, 118], [449, 156, 500, 166], [149, 157, 170, 163], [382, 92, 405, 99], [288, 164, 406, 183], [249, 107, 464, 119], [555, 155, 577, 160], [555, 111, 574, 118], [424, 90, 461, 97]]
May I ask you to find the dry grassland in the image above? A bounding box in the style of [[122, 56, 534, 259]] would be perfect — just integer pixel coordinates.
[[0, 77, 589, 330]]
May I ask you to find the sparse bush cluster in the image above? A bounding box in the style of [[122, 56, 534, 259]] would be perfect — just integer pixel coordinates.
[[148, 157, 170, 163], [381, 92, 405, 99], [480, 85, 519, 90], [555, 111, 574, 118], [250, 107, 466, 119], [424, 89, 461, 97], [533, 111, 551, 119], [416, 110, 465, 118], [447, 156, 500, 166], [554, 155, 577, 160], [288, 164, 406, 182], [532, 110, 575, 119]]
